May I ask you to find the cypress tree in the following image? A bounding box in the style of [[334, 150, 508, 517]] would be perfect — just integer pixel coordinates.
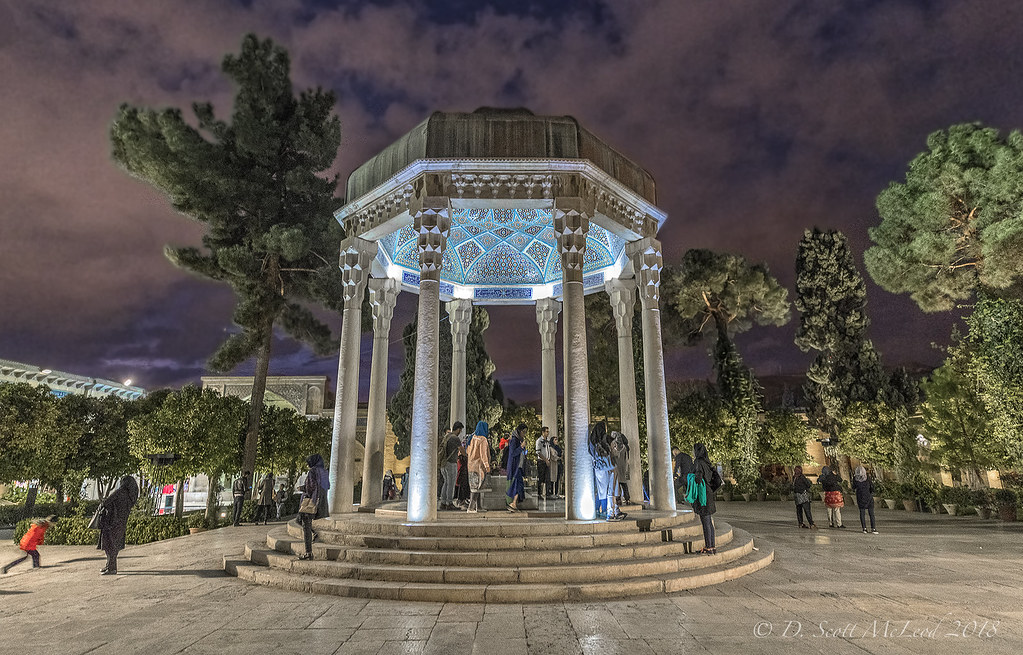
[[110, 35, 346, 475]]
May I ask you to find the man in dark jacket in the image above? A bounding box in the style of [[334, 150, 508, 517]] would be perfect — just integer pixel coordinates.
[[232, 471, 251, 526], [440, 422, 463, 511]]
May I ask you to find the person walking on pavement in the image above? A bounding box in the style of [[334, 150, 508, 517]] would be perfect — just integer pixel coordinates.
[[232, 471, 251, 526], [440, 421, 464, 511], [853, 466, 879, 534], [820, 466, 846, 528], [299, 454, 329, 560], [506, 423, 528, 512], [98, 475, 139, 575], [793, 466, 818, 529], [2, 515, 57, 574], [254, 473, 274, 525], [274, 483, 289, 520]]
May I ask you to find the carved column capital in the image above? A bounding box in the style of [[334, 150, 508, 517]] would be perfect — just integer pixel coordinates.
[[341, 237, 377, 309], [554, 197, 591, 281], [413, 197, 451, 282], [628, 237, 663, 308], [535, 298, 562, 350], [368, 277, 400, 337], [605, 278, 637, 338], [447, 299, 472, 353]]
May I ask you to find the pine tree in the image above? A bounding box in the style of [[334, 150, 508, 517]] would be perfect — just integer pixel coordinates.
[[664, 249, 791, 488], [866, 122, 1023, 311], [110, 35, 346, 474]]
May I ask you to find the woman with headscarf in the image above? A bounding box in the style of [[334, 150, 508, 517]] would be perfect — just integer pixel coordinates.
[[506, 424, 527, 512], [454, 432, 471, 509], [382, 469, 397, 501], [853, 466, 878, 534], [589, 421, 618, 520], [466, 421, 491, 513], [610, 431, 631, 507], [97, 475, 139, 575], [792, 466, 817, 529], [299, 453, 330, 560], [820, 465, 845, 528], [691, 444, 720, 554]]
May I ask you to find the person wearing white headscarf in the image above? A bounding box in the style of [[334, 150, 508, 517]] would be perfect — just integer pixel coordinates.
[[852, 466, 878, 534]]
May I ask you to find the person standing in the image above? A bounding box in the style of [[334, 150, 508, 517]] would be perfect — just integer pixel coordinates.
[[254, 473, 274, 525], [299, 454, 329, 560], [232, 471, 251, 526], [382, 470, 397, 501], [274, 483, 289, 520], [506, 423, 527, 511], [440, 421, 464, 511], [691, 443, 720, 554], [2, 515, 57, 574], [466, 421, 491, 513], [454, 434, 471, 509], [98, 476, 139, 575], [550, 434, 564, 498], [535, 427, 553, 499], [792, 466, 817, 529], [589, 421, 621, 520], [853, 466, 879, 534], [820, 466, 846, 528], [611, 431, 631, 506]]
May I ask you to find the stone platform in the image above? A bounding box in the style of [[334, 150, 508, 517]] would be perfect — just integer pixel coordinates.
[[224, 508, 773, 602]]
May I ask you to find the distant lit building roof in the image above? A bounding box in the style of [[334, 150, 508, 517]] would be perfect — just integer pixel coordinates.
[[0, 358, 145, 400]]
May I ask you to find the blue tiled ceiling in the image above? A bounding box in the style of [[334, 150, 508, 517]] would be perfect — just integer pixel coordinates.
[[380, 208, 624, 286]]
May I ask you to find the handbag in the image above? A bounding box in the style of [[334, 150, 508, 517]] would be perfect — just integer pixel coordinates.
[[87, 506, 105, 530], [795, 491, 811, 505], [299, 497, 317, 514]]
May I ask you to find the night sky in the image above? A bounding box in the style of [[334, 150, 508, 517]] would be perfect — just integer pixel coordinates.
[[2, 0, 1022, 403]]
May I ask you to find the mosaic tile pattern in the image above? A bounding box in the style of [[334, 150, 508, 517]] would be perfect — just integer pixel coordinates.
[[475, 287, 532, 300], [377, 208, 625, 289]]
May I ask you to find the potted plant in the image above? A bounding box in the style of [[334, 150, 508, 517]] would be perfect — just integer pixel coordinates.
[[993, 488, 1018, 522], [898, 483, 918, 512], [971, 489, 993, 519], [775, 479, 793, 502], [719, 480, 734, 502], [939, 486, 970, 516], [755, 478, 767, 502], [187, 511, 217, 534]]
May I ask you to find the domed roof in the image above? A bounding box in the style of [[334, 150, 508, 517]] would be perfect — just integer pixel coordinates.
[[345, 107, 656, 204]]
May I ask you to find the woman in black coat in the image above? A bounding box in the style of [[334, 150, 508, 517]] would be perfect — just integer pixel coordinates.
[[299, 454, 329, 560], [691, 443, 719, 555], [853, 466, 878, 534], [98, 475, 139, 575], [792, 466, 817, 529]]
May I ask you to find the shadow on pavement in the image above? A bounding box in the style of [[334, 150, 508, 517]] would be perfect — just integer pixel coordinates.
[[119, 569, 227, 578]]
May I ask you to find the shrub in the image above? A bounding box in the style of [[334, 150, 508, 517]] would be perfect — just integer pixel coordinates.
[[940, 486, 972, 507], [971, 489, 993, 508], [993, 488, 1018, 507], [12, 512, 190, 546], [1, 500, 101, 527]]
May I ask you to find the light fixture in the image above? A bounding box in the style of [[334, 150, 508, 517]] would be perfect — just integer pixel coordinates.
[[40, 369, 52, 375], [123, 378, 133, 386]]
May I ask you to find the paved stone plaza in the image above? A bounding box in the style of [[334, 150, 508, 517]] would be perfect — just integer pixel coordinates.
[[1, 502, 1020, 655]]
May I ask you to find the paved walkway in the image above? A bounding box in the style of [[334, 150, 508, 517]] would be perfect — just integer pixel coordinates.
[[1, 502, 1020, 655]]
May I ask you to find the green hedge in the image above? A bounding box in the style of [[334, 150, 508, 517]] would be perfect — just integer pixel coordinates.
[[0, 500, 101, 527], [13, 513, 190, 546]]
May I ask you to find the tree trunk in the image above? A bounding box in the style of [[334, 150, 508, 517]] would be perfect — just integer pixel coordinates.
[[54, 480, 64, 515], [23, 486, 38, 522], [174, 479, 185, 517], [205, 475, 220, 520], [242, 316, 275, 485]]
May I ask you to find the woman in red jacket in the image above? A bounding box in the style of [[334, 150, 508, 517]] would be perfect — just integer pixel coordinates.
[[2, 515, 57, 574]]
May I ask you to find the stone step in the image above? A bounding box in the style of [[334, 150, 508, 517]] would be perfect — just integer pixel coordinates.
[[250, 528, 745, 585], [266, 524, 731, 567], [312, 510, 694, 537], [224, 527, 774, 603]]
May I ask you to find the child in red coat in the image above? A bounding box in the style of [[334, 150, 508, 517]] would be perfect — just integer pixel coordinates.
[[2, 515, 57, 574]]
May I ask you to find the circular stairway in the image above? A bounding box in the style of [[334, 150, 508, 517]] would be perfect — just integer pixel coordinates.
[[223, 508, 773, 602]]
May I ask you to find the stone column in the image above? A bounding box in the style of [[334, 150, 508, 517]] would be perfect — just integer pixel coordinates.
[[328, 237, 377, 514], [554, 197, 595, 521], [447, 298, 473, 429], [534, 298, 561, 444], [360, 277, 400, 508], [407, 198, 451, 523], [629, 238, 676, 512], [606, 278, 642, 502]]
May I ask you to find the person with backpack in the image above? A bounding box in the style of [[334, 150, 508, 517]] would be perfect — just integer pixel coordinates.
[[688, 443, 722, 554], [2, 515, 57, 574]]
